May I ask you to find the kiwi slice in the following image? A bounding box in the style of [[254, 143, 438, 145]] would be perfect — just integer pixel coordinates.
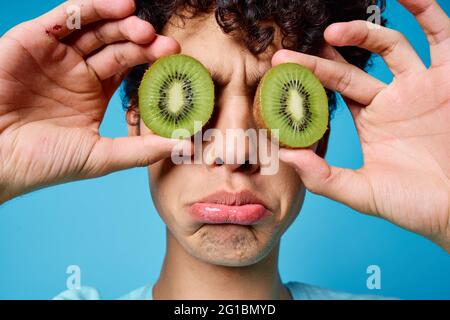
[[253, 63, 329, 148], [138, 54, 214, 138]]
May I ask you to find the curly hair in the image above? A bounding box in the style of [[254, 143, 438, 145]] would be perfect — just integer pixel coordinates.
[[123, 0, 386, 117]]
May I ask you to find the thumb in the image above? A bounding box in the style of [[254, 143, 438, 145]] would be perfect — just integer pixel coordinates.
[[85, 135, 193, 176], [279, 148, 375, 215]]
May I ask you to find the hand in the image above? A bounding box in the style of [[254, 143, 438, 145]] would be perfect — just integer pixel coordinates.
[[273, 0, 450, 251], [0, 0, 189, 203]]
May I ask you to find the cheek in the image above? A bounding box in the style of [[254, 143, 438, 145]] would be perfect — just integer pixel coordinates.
[[147, 160, 178, 219], [281, 162, 304, 193], [148, 161, 196, 217], [148, 159, 169, 187], [272, 162, 305, 221]]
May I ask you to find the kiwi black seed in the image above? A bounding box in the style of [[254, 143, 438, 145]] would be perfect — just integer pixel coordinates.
[[253, 63, 329, 148], [138, 54, 214, 138]]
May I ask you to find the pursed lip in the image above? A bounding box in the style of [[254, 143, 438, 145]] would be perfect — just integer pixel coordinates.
[[189, 190, 271, 225]]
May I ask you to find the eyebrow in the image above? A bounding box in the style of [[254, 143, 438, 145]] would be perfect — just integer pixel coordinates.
[[210, 68, 263, 88], [209, 69, 227, 86], [247, 69, 263, 87]]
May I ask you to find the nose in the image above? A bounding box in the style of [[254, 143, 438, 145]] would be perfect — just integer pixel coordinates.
[[204, 91, 260, 175]]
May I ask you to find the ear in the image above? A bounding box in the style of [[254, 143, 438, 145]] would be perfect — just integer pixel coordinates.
[[126, 102, 141, 137]]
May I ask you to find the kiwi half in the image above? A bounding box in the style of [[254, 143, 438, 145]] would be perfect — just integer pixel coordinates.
[[138, 54, 214, 138], [253, 63, 329, 148]]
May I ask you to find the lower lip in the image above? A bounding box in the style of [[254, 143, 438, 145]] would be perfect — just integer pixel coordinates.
[[189, 203, 269, 225]]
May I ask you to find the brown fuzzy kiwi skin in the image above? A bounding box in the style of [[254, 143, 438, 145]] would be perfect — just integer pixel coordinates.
[[253, 78, 295, 149]]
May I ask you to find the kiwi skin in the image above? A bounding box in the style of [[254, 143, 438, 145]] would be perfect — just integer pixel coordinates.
[[253, 83, 272, 143], [253, 63, 329, 149]]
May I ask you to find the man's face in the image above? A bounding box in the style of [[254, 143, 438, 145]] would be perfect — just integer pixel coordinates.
[[138, 13, 308, 267]]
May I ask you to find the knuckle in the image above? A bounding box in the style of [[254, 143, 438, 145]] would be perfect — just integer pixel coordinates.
[[394, 32, 408, 45], [310, 58, 319, 75], [113, 49, 129, 70], [335, 69, 353, 93], [381, 31, 406, 56], [119, 17, 133, 34], [90, 0, 102, 21], [93, 28, 107, 44], [380, 39, 399, 57]]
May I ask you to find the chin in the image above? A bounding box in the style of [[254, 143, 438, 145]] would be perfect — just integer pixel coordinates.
[[187, 224, 278, 267]]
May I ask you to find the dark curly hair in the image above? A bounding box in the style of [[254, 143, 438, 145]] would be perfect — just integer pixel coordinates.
[[123, 0, 386, 117]]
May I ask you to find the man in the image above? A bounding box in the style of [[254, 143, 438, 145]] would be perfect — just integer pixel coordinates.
[[0, 0, 448, 299]]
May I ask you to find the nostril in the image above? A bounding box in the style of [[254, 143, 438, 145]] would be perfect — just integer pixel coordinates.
[[240, 160, 253, 172], [209, 156, 259, 174]]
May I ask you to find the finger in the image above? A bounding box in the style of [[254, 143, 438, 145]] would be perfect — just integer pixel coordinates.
[[398, 0, 450, 65], [398, 0, 450, 46], [320, 45, 366, 119], [70, 16, 156, 57], [272, 49, 386, 106], [86, 35, 180, 80], [279, 148, 376, 215], [320, 44, 348, 63], [35, 0, 136, 39], [324, 21, 427, 76], [87, 136, 193, 175]]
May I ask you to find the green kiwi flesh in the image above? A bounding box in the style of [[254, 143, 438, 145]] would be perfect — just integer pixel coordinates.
[[254, 63, 329, 148], [138, 54, 214, 138]]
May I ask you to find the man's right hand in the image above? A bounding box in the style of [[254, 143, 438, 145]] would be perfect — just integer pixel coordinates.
[[0, 0, 190, 203]]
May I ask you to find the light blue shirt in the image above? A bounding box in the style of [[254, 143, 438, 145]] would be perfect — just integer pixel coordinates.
[[54, 282, 389, 300]]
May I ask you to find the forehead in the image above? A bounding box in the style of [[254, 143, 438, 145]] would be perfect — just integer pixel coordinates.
[[161, 13, 283, 86]]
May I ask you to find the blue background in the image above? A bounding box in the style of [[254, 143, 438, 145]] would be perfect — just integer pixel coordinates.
[[1, 1, 449, 300]]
